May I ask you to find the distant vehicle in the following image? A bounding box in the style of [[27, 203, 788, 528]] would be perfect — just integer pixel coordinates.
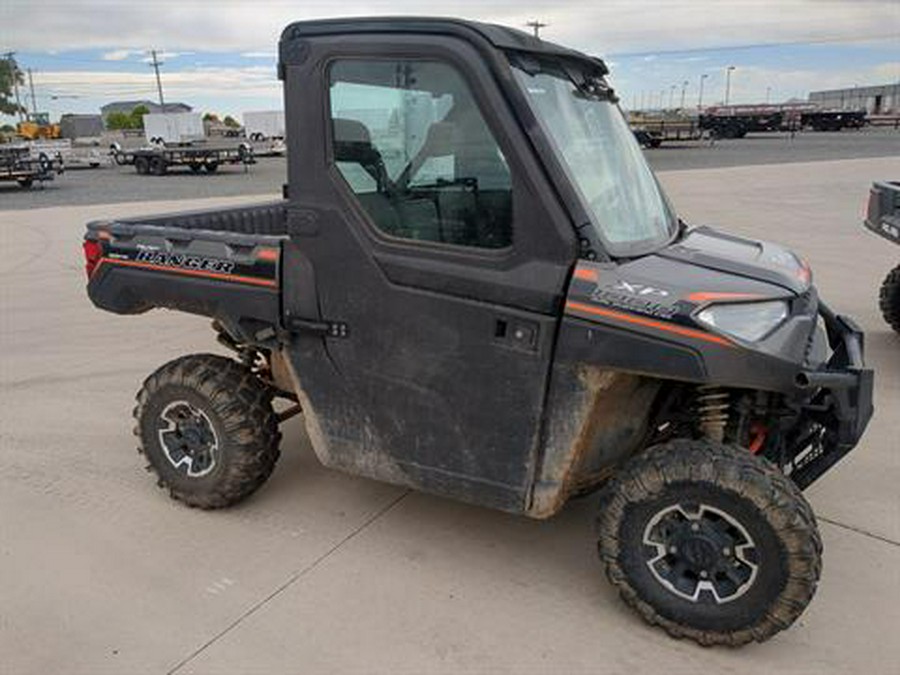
[[244, 110, 287, 156], [243, 110, 285, 140], [699, 104, 866, 138], [864, 181, 900, 333], [28, 138, 106, 169], [0, 144, 64, 188], [629, 113, 702, 147], [110, 141, 255, 176], [16, 112, 61, 140], [143, 112, 205, 145]]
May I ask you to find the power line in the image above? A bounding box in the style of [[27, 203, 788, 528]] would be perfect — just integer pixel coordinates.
[[148, 49, 165, 106]]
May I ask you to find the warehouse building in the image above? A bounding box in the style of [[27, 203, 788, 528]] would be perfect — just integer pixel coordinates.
[[808, 83, 899, 115], [100, 100, 192, 117]]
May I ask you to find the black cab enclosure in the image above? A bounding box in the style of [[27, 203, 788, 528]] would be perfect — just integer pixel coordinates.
[[85, 18, 874, 646]]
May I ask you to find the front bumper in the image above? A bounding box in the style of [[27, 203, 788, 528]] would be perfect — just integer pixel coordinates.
[[789, 303, 874, 489]]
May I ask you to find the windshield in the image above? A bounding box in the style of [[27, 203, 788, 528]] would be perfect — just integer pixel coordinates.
[[512, 61, 676, 255]]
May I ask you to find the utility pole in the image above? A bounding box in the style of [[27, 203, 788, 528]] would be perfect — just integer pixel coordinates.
[[149, 49, 165, 107], [668, 84, 676, 109], [27, 68, 37, 117], [525, 20, 547, 38], [698, 73, 708, 110], [3, 51, 24, 121], [679, 80, 688, 110], [725, 65, 736, 106]]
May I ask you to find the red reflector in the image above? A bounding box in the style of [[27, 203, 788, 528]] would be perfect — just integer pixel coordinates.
[[83, 240, 103, 278]]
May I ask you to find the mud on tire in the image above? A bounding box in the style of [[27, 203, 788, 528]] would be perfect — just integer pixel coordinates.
[[596, 439, 822, 647], [134, 354, 281, 509], [879, 264, 900, 334]]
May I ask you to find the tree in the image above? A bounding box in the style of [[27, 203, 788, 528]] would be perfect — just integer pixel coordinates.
[[130, 104, 150, 129], [0, 55, 25, 116], [203, 112, 220, 123], [105, 111, 134, 130], [223, 115, 240, 129]]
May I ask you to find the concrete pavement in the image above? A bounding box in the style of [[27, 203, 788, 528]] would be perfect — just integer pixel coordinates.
[[1, 157, 898, 674]]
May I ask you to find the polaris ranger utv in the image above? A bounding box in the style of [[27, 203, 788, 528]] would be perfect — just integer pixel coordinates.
[[84, 18, 873, 646], [865, 181, 900, 333]]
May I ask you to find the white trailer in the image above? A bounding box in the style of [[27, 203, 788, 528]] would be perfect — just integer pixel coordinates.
[[143, 112, 205, 145], [243, 110, 285, 140]]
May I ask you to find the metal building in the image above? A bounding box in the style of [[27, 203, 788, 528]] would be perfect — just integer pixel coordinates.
[[808, 83, 899, 115], [100, 100, 192, 118]]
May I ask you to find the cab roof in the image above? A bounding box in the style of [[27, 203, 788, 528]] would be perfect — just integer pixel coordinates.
[[279, 16, 607, 73]]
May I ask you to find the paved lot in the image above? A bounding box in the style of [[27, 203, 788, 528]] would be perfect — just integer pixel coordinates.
[[0, 128, 897, 210], [1, 156, 898, 674]]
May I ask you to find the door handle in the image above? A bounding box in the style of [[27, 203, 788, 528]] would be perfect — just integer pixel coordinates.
[[494, 318, 538, 351]]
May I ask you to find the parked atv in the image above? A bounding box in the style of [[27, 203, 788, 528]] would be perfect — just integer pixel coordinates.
[[865, 181, 900, 333], [83, 18, 873, 647]]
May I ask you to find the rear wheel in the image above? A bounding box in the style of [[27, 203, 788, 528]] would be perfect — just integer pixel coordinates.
[[150, 156, 167, 176], [134, 354, 281, 509], [205, 161, 219, 173], [596, 439, 821, 646], [134, 156, 149, 175], [879, 264, 900, 334], [17, 177, 33, 188]]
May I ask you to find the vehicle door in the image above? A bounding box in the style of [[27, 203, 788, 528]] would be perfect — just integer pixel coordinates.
[[281, 35, 576, 512]]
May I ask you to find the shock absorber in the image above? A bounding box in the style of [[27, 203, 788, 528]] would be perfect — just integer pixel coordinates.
[[696, 386, 730, 442]]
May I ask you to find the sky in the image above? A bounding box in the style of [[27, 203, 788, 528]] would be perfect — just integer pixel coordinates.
[[1, 0, 898, 124]]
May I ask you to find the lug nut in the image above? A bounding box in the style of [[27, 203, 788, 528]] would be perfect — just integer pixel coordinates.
[[691, 523, 700, 532], [723, 547, 731, 556], [700, 570, 709, 579], [669, 546, 678, 554]]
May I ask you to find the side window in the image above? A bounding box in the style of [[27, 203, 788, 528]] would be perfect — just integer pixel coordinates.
[[329, 59, 512, 249]]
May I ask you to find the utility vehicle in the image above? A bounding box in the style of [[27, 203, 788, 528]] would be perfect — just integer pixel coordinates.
[[865, 181, 900, 333], [84, 18, 873, 646]]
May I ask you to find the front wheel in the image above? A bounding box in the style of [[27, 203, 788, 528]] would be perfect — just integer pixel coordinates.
[[879, 264, 900, 334], [596, 439, 821, 646], [134, 354, 281, 509]]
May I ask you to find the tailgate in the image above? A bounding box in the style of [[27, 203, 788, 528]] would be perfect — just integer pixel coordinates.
[[85, 220, 286, 344], [864, 181, 900, 245]]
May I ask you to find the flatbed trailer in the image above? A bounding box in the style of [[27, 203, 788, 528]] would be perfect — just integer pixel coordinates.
[[112, 142, 255, 175], [0, 145, 64, 188], [630, 116, 703, 147], [699, 105, 867, 138]]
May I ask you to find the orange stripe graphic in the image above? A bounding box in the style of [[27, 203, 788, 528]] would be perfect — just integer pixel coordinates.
[[573, 267, 599, 282], [686, 291, 762, 303], [565, 300, 733, 347], [94, 258, 278, 288]]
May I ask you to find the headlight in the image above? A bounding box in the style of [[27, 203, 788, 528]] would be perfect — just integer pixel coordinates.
[[696, 300, 789, 342]]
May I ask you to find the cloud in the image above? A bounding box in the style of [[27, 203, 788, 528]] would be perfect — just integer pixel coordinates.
[[34, 65, 280, 101], [241, 52, 277, 59], [3, 0, 897, 55], [102, 49, 140, 61]]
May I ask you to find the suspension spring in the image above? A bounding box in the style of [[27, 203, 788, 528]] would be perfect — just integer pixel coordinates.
[[696, 386, 730, 442]]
